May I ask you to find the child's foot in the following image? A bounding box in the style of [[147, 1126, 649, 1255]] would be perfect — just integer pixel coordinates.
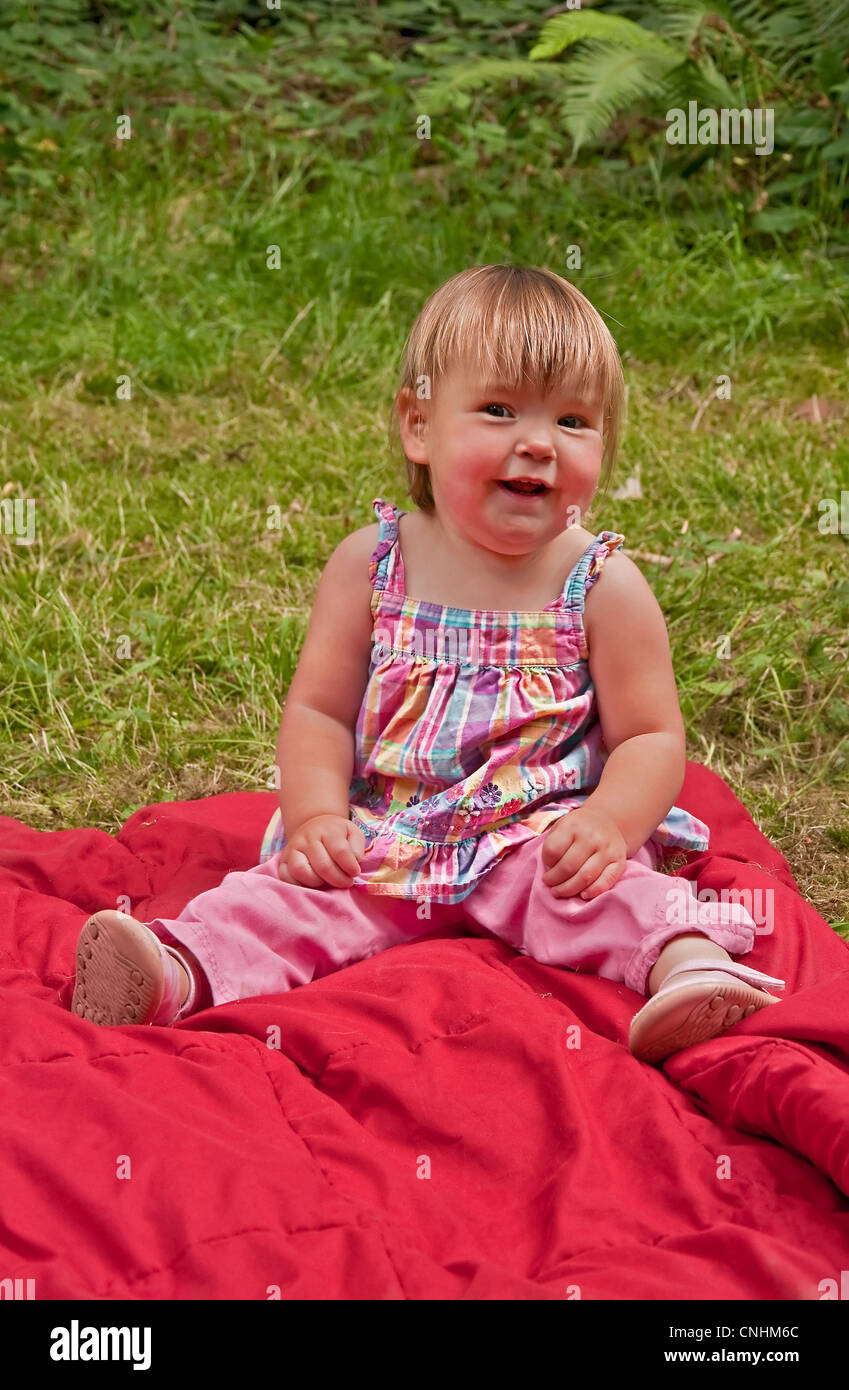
[[629, 957, 786, 1064], [72, 911, 194, 1027]]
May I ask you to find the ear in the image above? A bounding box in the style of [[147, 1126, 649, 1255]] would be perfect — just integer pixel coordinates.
[[397, 386, 430, 465]]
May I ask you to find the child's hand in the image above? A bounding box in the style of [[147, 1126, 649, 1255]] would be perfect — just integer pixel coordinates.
[[540, 806, 627, 900], [276, 814, 366, 890]]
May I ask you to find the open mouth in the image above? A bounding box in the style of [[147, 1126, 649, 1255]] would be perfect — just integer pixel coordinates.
[[499, 480, 549, 496]]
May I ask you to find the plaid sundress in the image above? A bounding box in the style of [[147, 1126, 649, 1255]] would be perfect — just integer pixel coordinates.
[[259, 497, 709, 903]]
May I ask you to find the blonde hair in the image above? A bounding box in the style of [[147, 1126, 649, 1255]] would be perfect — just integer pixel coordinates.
[[389, 264, 626, 515]]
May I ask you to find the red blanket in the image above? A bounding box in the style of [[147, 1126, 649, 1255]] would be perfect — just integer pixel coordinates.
[[2, 762, 848, 1299]]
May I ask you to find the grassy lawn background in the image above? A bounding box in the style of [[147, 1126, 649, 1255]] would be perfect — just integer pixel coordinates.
[[1, 1, 847, 928]]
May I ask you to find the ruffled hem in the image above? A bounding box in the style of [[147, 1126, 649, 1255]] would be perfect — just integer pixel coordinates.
[[258, 800, 709, 904]]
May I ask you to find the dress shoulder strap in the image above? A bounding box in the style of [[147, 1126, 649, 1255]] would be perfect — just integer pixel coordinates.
[[367, 497, 407, 596], [561, 530, 625, 612]]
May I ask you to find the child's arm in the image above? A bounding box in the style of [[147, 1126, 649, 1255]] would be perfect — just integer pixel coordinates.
[[583, 550, 687, 850], [541, 550, 687, 898], [275, 526, 376, 842]]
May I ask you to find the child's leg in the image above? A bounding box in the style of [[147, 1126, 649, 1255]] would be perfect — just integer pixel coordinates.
[[149, 858, 459, 1006], [460, 835, 755, 989], [72, 857, 459, 1025], [460, 834, 785, 1061]]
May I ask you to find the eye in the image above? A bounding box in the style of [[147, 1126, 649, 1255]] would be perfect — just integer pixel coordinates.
[[482, 402, 513, 418], [559, 414, 587, 429]]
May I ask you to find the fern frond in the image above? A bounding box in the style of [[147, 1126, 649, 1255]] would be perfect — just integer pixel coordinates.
[[731, 0, 849, 53], [556, 46, 680, 151], [416, 57, 563, 111], [661, 56, 740, 111], [529, 11, 681, 62], [666, 0, 849, 80], [642, 0, 741, 48]]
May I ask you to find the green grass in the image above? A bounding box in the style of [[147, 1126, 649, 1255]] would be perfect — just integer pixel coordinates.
[[1, 0, 847, 926]]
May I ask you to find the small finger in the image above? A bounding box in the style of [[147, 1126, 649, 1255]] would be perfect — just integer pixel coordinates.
[[577, 878, 610, 901], [286, 848, 326, 889], [579, 863, 624, 900], [332, 853, 360, 882], [308, 839, 357, 888], [347, 824, 366, 856], [319, 831, 361, 880], [541, 849, 586, 886], [550, 853, 609, 898], [541, 833, 573, 870]]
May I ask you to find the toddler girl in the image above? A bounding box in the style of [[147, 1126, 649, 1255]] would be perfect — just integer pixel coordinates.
[[71, 264, 784, 1063]]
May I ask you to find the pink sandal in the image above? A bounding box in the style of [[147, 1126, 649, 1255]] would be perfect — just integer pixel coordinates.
[[72, 911, 199, 1027], [629, 957, 786, 1064]]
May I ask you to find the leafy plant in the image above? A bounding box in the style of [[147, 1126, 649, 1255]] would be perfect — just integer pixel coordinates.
[[417, 0, 849, 240]]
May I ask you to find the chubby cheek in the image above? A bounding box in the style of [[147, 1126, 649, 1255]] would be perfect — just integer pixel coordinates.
[[440, 437, 500, 499], [570, 445, 604, 503], [444, 476, 492, 521], [574, 467, 600, 510]]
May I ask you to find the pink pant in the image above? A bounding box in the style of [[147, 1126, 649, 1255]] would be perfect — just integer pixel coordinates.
[[146, 836, 757, 1014]]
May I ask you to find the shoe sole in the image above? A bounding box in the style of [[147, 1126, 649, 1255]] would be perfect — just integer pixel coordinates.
[[630, 979, 779, 1064], [72, 912, 163, 1026]]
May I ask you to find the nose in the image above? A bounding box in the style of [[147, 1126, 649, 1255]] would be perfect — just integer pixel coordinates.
[[515, 432, 556, 464]]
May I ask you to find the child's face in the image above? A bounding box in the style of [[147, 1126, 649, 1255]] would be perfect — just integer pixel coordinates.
[[401, 356, 605, 553]]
